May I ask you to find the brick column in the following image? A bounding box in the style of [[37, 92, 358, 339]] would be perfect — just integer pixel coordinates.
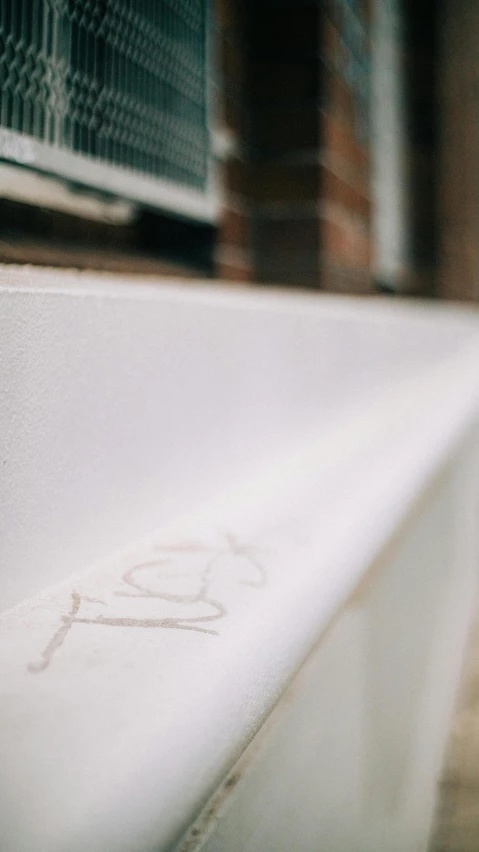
[[246, 0, 372, 292], [247, 3, 322, 288], [214, 0, 254, 282]]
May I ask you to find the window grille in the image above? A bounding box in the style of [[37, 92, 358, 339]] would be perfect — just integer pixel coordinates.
[[0, 0, 216, 221]]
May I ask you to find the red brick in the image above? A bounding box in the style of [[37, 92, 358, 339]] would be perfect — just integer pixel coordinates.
[[217, 262, 252, 282], [323, 16, 340, 63], [320, 166, 370, 219], [223, 157, 249, 197], [220, 208, 250, 247], [321, 216, 370, 268], [321, 113, 368, 174], [320, 263, 373, 294], [328, 73, 358, 131]]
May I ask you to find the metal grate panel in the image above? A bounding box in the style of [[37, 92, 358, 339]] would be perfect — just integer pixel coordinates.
[[0, 0, 215, 220]]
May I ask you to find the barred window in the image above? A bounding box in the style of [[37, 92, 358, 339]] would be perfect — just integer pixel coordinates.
[[0, 0, 215, 221]]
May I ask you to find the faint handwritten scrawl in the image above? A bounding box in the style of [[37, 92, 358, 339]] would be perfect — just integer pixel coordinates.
[[29, 534, 266, 673]]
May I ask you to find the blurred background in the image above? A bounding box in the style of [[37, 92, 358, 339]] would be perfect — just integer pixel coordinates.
[[0, 0, 473, 303]]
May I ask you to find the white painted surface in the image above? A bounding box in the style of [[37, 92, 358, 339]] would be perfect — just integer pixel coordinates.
[[1, 268, 479, 852]]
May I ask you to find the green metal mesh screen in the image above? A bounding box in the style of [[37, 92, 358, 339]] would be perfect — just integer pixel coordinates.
[[0, 0, 210, 195]]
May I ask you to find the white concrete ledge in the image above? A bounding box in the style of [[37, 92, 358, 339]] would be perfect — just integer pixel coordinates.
[[1, 270, 479, 851]]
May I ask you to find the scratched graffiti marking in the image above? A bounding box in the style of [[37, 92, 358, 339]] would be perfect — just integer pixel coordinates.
[[29, 534, 266, 673]]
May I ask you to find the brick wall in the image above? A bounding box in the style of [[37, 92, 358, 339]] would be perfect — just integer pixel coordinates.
[[215, 0, 479, 302], [214, 0, 254, 282], [216, 0, 373, 292], [247, 2, 322, 288], [319, 0, 372, 293]]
